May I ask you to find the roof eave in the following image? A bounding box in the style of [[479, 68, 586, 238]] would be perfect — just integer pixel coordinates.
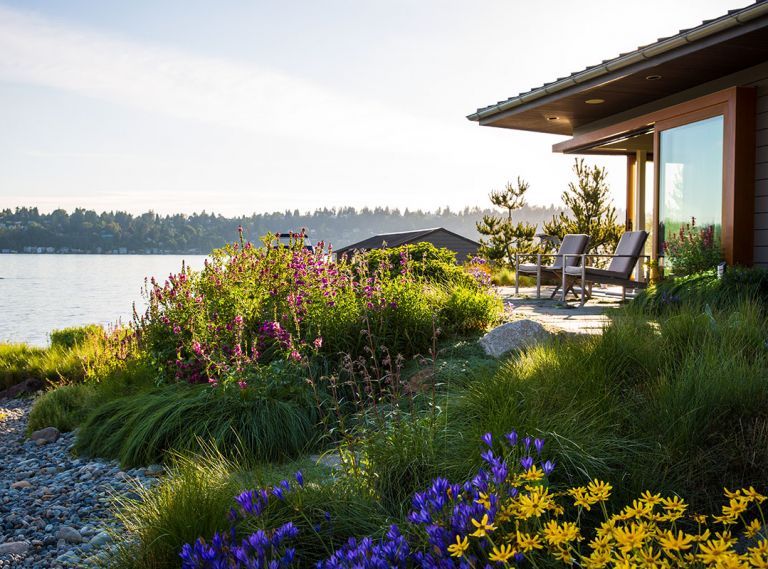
[[467, 1, 768, 123]]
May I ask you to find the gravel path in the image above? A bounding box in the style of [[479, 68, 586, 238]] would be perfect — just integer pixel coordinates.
[[0, 398, 159, 568]]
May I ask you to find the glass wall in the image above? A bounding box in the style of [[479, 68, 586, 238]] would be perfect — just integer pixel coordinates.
[[658, 115, 724, 257]]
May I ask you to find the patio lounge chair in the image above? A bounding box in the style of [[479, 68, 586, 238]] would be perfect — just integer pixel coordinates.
[[514, 234, 590, 298], [561, 230, 649, 306]]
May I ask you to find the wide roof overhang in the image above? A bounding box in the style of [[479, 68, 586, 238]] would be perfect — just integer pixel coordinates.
[[467, 2, 768, 139]]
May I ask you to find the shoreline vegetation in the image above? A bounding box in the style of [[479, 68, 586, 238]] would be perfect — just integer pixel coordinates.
[[3, 236, 768, 567], [0, 204, 564, 255]]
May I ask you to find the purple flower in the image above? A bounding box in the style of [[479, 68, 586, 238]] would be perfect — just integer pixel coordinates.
[[505, 430, 518, 446], [481, 432, 493, 447], [534, 437, 544, 455], [295, 471, 304, 487], [520, 456, 534, 470]]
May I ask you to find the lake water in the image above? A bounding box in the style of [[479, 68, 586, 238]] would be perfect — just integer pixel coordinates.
[[0, 255, 208, 346]]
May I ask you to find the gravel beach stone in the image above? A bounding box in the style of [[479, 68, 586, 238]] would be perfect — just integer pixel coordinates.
[[0, 398, 158, 568]]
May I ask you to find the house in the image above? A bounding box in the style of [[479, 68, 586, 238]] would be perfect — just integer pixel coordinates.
[[335, 228, 479, 262], [468, 1, 768, 267]]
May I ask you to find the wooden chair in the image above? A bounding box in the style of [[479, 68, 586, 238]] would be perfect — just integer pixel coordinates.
[[514, 234, 590, 298], [561, 230, 650, 306]]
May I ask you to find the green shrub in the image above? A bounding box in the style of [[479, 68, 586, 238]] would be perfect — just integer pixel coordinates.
[[137, 235, 496, 387], [27, 384, 96, 432], [361, 241, 473, 285], [49, 324, 104, 349], [75, 383, 322, 467], [439, 284, 502, 334]]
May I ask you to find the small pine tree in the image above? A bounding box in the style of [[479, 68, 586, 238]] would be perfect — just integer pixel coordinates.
[[543, 159, 624, 257], [476, 178, 539, 265]]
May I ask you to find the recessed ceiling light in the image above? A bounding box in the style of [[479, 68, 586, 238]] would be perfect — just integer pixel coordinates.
[[546, 116, 559, 121], [645, 74, 662, 81], [585, 98, 605, 105]]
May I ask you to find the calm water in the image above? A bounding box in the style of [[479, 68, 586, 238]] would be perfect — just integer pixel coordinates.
[[0, 255, 207, 346]]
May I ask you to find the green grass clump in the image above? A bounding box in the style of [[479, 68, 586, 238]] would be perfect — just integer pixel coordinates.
[[439, 284, 503, 335], [27, 384, 96, 432], [49, 324, 104, 349], [75, 383, 322, 468], [0, 324, 114, 391], [110, 449, 385, 569], [490, 267, 535, 287]]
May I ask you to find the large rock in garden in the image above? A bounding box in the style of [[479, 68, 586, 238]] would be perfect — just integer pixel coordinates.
[[0, 541, 30, 556], [30, 426, 60, 444], [0, 377, 43, 400], [479, 320, 552, 357]]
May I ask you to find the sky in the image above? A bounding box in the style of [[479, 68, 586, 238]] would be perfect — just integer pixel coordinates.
[[0, 0, 752, 217]]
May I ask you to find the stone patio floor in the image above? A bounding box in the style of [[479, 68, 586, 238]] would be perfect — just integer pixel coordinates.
[[496, 285, 632, 335]]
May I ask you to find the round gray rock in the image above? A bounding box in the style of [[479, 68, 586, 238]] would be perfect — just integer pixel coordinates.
[[30, 426, 60, 444], [0, 541, 30, 556], [478, 319, 552, 357]]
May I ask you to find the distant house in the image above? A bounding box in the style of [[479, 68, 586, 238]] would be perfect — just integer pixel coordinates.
[[468, 2, 768, 267], [335, 228, 479, 262]]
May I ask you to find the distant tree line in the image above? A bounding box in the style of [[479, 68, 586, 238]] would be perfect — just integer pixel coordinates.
[[0, 205, 562, 254]]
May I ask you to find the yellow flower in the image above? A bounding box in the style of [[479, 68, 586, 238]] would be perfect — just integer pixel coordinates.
[[697, 538, 731, 564], [551, 545, 574, 564], [489, 543, 515, 562], [588, 479, 613, 501], [745, 518, 762, 539], [470, 514, 496, 538], [516, 488, 551, 519], [515, 531, 543, 552], [475, 492, 491, 510], [722, 497, 749, 519], [660, 495, 687, 512], [743, 486, 767, 503], [657, 529, 694, 552], [447, 534, 468, 558], [639, 490, 662, 506], [750, 540, 768, 556], [692, 513, 708, 524], [612, 523, 647, 553], [570, 487, 594, 511], [637, 545, 662, 566], [582, 549, 611, 569], [521, 464, 544, 481]]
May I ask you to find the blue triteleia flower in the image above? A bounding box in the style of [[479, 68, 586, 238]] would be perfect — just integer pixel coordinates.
[[295, 471, 304, 487], [505, 430, 518, 447], [534, 437, 545, 455], [523, 436, 532, 452], [520, 456, 534, 470], [542, 460, 556, 475], [481, 432, 493, 447]]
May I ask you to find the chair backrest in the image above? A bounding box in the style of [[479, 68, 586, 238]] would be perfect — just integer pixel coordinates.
[[607, 230, 649, 277], [551, 234, 590, 269]]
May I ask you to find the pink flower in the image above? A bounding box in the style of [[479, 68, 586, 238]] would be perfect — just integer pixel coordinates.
[[238, 380, 247, 389], [290, 350, 301, 362], [191, 341, 203, 355], [313, 337, 323, 349]]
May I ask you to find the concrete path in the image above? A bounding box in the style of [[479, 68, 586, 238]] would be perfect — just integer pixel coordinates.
[[496, 285, 628, 335]]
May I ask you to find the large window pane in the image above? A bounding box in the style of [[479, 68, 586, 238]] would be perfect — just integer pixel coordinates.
[[658, 115, 723, 259]]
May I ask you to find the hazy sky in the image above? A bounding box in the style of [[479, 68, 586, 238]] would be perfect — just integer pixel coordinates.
[[0, 0, 750, 216]]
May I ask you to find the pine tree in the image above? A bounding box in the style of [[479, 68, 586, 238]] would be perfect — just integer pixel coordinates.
[[476, 178, 539, 265], [543, 159, 624, 257]]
